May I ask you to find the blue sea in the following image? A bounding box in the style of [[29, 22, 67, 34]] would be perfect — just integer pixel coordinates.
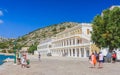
[[0, 54, 14, 65]]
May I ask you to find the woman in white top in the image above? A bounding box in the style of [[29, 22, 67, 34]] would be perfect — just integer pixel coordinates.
[[98, 52, 104, 68]]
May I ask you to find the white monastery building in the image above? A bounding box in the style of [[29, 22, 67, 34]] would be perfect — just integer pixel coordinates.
[[37, 23, 99, 58]]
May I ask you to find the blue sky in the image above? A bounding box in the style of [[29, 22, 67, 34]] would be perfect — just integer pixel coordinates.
[[0, 0, 120, 38]]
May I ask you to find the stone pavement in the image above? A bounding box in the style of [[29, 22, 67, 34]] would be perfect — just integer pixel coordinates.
[[0, 55, 120, 75]]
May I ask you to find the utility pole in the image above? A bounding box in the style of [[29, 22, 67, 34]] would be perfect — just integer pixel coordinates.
[[13, 40, 17, 64]]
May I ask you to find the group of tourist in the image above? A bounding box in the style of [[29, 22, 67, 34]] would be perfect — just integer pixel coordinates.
[[17, 52, 30, 68], [89, 52, 104, 68], [89, 51, 117, 69], [105, 51, 117, 63]]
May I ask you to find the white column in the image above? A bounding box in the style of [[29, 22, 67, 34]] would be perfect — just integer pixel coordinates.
[[68, 49, 70, 56], [84, 47, 86, 57], [65, 40, 66, 46], [66, 40, 67, 46], [73, 38, 75, 45], [63, 40, 64, 46], [68, 39, 70, 46], [75, 48, 77, 57], [67, 40, 68, 46], [81, 48, 84, 57], [71, 48, 73, 57]]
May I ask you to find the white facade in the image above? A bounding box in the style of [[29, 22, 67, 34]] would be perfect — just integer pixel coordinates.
[[37, 23, 93, 57], [37, 39, 52, 56]]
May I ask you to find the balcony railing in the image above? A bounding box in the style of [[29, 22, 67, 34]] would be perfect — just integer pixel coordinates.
[[51, 43, 90, 49], [53, 34, 90, 42]]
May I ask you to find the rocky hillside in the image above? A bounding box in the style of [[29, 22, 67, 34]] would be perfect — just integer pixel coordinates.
[[0, 37, 9, 42], [16, 22, 79, 47]]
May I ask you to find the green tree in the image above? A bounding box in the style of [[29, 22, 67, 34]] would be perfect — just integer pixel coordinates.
[[28, 44, 37, 54], [91, 7, 120, 52]]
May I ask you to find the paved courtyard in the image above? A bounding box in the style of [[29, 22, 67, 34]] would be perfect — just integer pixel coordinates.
[[0, 56, 120, 75]]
